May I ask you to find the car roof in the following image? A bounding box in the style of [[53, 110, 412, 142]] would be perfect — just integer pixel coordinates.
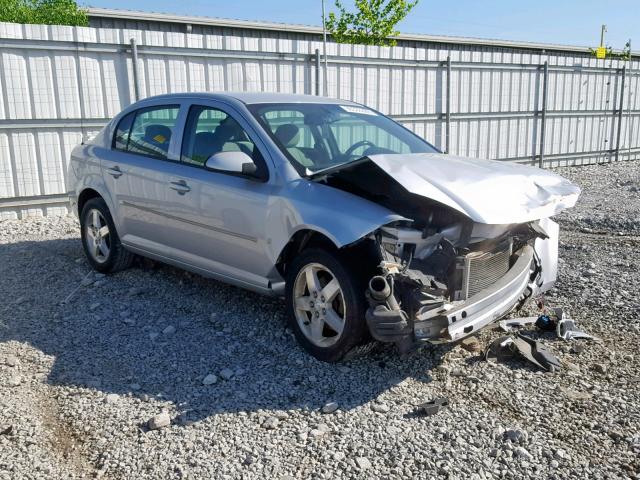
[[138, 92, 358, 106]]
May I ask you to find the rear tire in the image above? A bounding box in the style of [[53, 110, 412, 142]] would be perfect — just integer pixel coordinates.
[[285, 248, 368, 363], [80, 197, 135, 273]]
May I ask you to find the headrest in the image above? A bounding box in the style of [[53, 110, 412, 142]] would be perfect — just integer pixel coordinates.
[[144, 124, 172, 145], [275, 124, 300, 148], [215, 118, 245, 142], [193, 132, 217, 157]]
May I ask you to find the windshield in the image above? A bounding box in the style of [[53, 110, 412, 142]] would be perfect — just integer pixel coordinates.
[[248, 103, 438, 174]]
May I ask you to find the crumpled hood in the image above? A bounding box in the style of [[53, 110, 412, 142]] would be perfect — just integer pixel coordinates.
[[368, 153, 581, 224]]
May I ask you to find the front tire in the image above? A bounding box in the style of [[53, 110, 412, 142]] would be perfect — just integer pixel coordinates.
[[285, 248, 367, 362], [80, 197, 134, 273]]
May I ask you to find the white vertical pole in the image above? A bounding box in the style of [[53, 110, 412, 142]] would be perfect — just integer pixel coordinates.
[[628, 39, 633, 159], [322, 0, 328, 96]]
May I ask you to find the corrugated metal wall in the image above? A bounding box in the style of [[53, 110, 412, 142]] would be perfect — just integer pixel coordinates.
[[1, 20, 639, 219]]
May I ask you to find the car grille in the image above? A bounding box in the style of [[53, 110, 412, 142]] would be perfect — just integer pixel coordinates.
[[459, 241, 512, 300]]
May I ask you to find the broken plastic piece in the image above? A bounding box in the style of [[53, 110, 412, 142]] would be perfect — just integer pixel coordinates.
[[498, 317, 537, 332], [555, 308, 599, 341], [512, 333, 561, 372], [417, 397, 449, 416], [485, 336, 517, 363], [485, 334, 561, 372], [535, 314, 556, 331]]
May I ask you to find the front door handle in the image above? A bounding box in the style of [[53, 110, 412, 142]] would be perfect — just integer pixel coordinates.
[[106, 165, 123, 178], [169, 180, 191, 195]]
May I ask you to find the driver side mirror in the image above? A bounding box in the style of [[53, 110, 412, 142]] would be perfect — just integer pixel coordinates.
[[205, 151, 258, 177]]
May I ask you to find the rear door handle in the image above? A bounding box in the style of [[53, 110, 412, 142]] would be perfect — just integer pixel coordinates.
[[106, 165, 123, 178], [169, 180, 191, 195]]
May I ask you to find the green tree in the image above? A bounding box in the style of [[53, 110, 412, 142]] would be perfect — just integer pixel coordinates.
[[325, 0, 419, 47], [0, 0, 88, 26]]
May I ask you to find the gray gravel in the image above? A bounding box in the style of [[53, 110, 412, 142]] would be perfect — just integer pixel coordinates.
[[1, 161, 639, 479]]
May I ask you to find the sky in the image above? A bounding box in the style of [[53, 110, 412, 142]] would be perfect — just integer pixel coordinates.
[[86, 0, 638, 50]]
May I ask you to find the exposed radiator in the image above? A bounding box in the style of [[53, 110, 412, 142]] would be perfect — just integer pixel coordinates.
[[455, 241, 512, 300]]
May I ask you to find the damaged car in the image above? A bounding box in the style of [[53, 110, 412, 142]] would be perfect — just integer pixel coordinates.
[[68, 93, 580, 362]]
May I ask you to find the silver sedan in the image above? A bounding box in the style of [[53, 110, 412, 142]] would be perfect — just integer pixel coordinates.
[[68, 93, 580, 362]]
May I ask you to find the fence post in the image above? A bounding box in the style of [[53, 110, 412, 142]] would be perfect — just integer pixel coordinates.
[[130, 38, 141, 102], [538, 61, 549, 168], [445, 55, 451, 154], [314, 49, 321, 96], [615, 64, 627, 162]]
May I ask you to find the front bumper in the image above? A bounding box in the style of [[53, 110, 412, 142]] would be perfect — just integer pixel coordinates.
[[418, 245, 535, 343], [366, 245, 541, 347], [365, 219, 559, 348]]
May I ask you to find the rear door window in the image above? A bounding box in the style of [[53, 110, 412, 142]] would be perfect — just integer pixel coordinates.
[[112, 105, 180, 160]]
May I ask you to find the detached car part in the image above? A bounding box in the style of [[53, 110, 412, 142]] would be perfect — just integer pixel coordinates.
[[499, 316, 538, 332], [555, 308, 599, 341], [417, 397, 449, 416], [485, 333, 561, 372]]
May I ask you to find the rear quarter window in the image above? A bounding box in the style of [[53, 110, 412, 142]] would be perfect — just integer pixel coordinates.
[[112, 112, 135, 151]]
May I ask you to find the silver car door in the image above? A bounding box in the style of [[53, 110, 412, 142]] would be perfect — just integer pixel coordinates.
[[101, 103, 183, 253], [160, 102, 276, 289]]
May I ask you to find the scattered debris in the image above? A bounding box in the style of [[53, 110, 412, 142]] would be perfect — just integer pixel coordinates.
[[3, 355, 18, 367], [202, 374, 218, 385], [147, 412, 171, 430], [514, 446, 533, 459], [162, 325, 176, 335], [512, 334, 561, 372], [485, 336, 518, 364], [60, 271, 93, 305], [0, 425, 13, 436], [321, 402, 339, 414], [486, 334, 561, 372], [559, 387, 593, 401], [355, 457, 372, 470], [460, 336, 481, 353], [593, 363, 608, 374], [219, 368, 234, 380], [262, 416, 279, 429], [104, 394, 119, 404], [556, 309, 599, 341], [498, 317, 537, 332], [570, 344, 586, 354], [127, 287, 145, 297], [417, 397, 449, 416], [535, 314, 557, 331], [371, 403, 390, 414], [503, 428, 528, 444], [309, 423, 331, 437]]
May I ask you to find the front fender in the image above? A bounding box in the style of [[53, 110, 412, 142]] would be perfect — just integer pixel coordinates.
[[266, 179, 407, 264]]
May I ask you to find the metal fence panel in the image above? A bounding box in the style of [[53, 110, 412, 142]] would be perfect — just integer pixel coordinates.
[[0, 20, 639, 218]]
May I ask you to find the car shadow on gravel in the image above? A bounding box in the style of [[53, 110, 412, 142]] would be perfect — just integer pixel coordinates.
[[0, 238, 449, 424]]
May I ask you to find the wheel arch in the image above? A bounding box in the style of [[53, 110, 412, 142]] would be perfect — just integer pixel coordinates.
[[275, 227, 382, 280], [275, 228, 338, 277], [77, 188, 103, 216]]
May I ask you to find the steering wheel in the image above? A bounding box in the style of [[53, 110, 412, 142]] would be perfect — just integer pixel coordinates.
[[342, 140, 376, 159]]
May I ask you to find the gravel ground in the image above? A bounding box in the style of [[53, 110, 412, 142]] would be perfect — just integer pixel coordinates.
[[1, 161, 639, 479]]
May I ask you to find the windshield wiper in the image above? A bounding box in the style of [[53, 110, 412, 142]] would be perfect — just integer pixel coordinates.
[[307, 156, 370, 180]]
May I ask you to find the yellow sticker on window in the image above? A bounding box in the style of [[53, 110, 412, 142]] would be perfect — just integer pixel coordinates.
[[153, 134, 166, 143]]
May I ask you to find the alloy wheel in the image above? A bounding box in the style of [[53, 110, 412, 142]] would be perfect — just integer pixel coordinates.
[[85, 209, 111, 263], [292, 263, 346, 347]]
